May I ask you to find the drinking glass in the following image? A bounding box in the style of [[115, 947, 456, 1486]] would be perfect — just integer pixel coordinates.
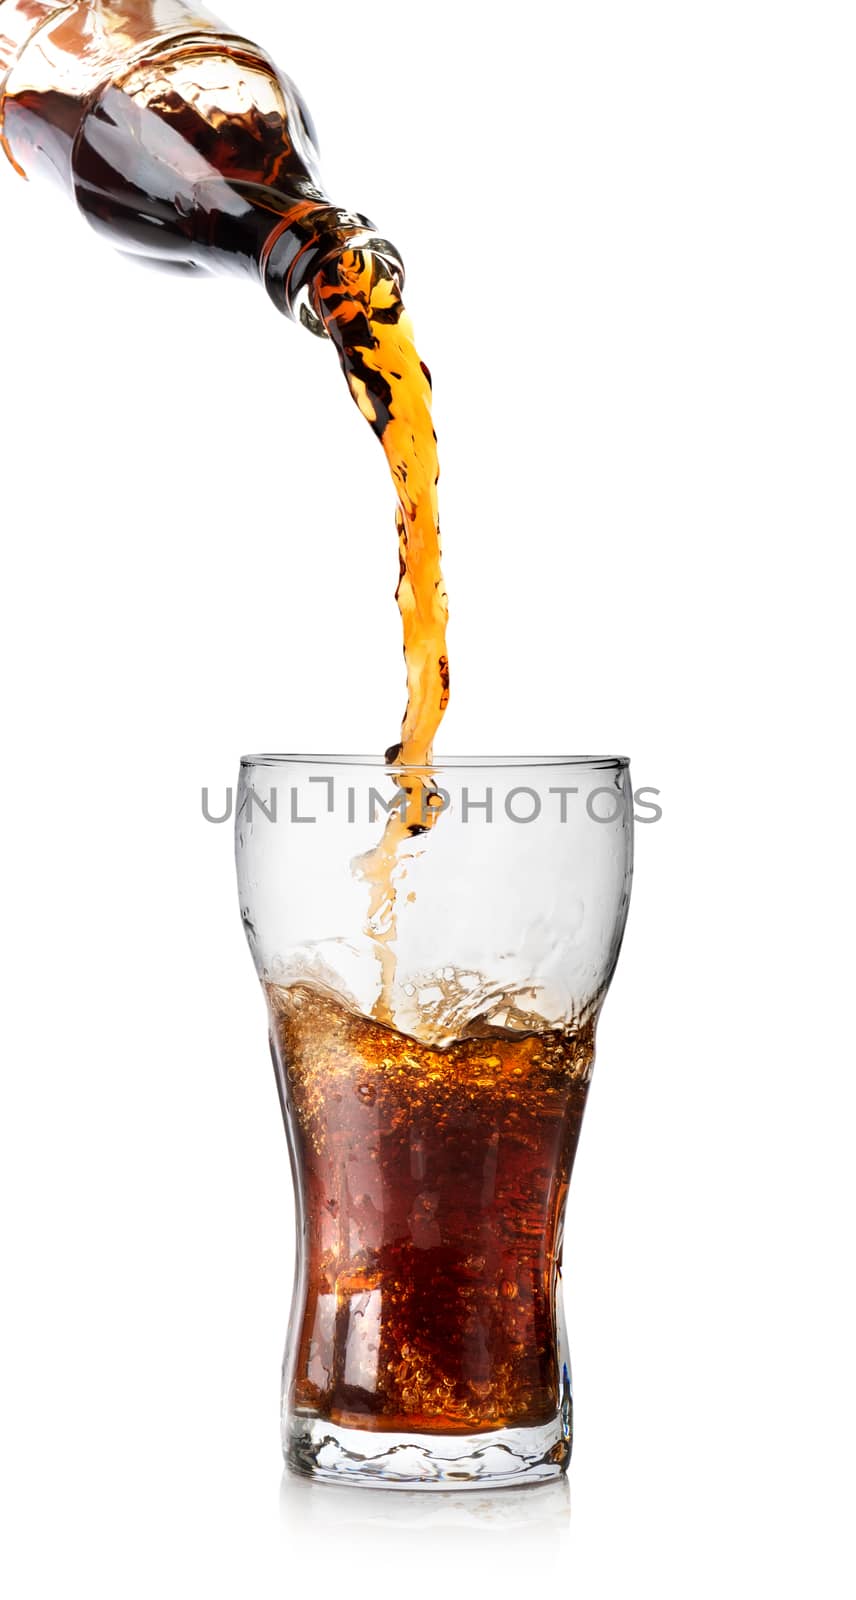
[[236, 756, 633, 1489]]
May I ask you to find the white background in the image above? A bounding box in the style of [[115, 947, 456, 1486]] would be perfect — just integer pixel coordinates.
[[1, 1, 854, 1594]]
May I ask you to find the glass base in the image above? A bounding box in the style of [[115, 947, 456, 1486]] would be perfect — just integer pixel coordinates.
[[284, 1411, 571, 1491]]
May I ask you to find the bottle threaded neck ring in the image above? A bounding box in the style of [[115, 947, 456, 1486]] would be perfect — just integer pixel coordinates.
[[262, 202, 405, 330]]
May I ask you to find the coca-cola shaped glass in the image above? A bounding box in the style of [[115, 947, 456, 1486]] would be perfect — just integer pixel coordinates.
[[236, 755, 633, 1489]]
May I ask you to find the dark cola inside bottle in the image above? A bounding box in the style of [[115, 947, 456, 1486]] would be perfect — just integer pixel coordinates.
[[0, 0, 402, 322]]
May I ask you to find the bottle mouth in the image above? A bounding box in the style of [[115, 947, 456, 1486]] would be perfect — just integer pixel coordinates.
[[261, 203, 405, 332]]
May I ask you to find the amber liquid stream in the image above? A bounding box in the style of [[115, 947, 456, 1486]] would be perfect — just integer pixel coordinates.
[[312, 249, 449, 1021]]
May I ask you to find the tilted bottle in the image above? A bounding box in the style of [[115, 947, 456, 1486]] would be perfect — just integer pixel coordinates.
[[0, 0, 402, 330]]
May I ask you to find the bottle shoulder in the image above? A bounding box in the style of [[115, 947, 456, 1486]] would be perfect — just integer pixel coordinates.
[[1, 1, 322, 192], [108, 36, 323, 194]]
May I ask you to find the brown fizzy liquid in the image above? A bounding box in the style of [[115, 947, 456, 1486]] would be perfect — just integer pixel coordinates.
[[269, 983, 594, 1436]]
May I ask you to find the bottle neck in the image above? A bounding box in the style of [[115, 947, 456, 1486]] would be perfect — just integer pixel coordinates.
[[261, 202, 405, 333]]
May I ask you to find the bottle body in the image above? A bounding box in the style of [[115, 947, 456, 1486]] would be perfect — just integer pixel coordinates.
[[1, 2, 241, 185], [0, 0, 401, 317]]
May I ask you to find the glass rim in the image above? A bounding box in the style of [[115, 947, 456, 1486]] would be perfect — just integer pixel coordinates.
[[240, 752, 631, 771]]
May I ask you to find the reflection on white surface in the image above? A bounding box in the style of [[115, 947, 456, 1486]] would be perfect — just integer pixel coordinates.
[[280, 1466, 571, 1546]]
